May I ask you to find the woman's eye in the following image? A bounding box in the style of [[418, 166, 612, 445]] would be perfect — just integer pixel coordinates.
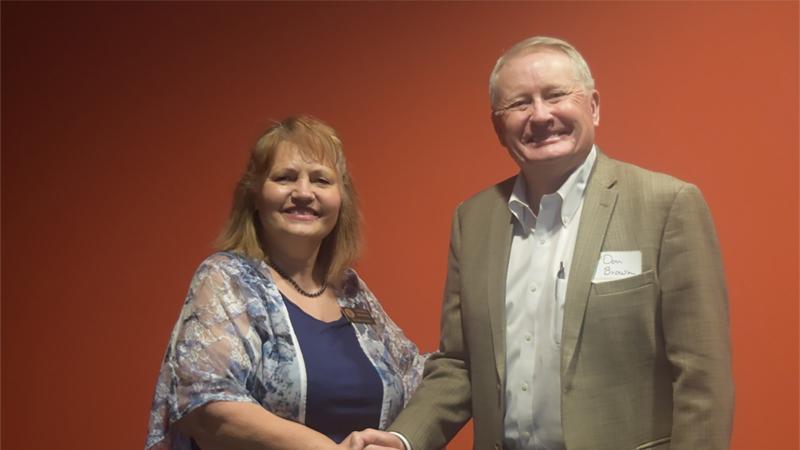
[[314, 178, 332, 185]]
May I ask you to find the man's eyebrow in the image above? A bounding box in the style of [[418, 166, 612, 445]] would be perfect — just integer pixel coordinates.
[[502, 92, 532, 102]]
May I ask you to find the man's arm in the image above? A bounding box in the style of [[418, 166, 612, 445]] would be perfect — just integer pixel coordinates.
[[388, 209, 473, 450], [659, 184, 734, 448]]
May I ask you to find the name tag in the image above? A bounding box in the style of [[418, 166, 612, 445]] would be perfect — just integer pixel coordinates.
[[341, 306, 375, 324], [593, 251, 642, 282]]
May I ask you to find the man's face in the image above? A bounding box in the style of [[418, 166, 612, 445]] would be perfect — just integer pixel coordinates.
[[491, 49, 599, 172]]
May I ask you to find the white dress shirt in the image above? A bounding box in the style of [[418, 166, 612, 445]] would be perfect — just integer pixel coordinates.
[[503, 147, 596, 450]]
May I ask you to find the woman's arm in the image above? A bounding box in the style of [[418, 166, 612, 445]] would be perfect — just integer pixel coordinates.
[[177, 401, 339, 450]]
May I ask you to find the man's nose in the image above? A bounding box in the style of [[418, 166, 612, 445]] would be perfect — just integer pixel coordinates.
[[528, 99, 554, 123]]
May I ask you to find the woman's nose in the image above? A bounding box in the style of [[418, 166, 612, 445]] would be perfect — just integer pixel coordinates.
[[291, 179, 314, 200]]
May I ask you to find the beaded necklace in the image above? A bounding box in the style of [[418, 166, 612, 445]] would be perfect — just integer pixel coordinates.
[[267, 261, 327, 298]]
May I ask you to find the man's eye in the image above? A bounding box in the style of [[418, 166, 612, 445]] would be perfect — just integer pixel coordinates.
[[509, 101, 529, 111]]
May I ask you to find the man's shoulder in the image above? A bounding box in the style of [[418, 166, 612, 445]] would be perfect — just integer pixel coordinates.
[[600, 153, 693, 194], [597, 153, 712, 218]]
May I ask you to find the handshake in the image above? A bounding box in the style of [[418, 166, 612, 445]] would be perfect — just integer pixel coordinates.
[[338, 429, 406, 450]]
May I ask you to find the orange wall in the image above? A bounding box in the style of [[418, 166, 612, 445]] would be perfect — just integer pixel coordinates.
[[2, 2, 797, 449]]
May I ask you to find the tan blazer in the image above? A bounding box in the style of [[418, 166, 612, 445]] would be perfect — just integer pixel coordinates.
[[390, 152, 734, 450]]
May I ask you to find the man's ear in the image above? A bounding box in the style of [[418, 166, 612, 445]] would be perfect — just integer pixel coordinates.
[[491, 111, 505, 146], [591, 90, 600, 126]]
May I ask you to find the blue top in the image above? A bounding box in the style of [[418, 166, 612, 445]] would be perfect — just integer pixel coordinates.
[[282, 294, 383, 443]]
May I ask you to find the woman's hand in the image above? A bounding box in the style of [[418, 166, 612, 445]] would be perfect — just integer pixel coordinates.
[[339, 429, 405, 450]]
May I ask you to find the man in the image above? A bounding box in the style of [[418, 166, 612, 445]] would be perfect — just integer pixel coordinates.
[[359, 36, 734, 450]]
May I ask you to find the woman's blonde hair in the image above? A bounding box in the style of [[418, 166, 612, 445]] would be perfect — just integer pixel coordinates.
[[216, 116, 361, 285]]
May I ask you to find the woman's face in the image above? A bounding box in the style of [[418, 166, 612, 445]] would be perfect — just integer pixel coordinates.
[[256, 143, 342, 251]]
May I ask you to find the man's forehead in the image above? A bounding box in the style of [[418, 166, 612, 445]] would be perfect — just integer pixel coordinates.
[[503, 48, 572, 72], [497, 50, 579, 89]]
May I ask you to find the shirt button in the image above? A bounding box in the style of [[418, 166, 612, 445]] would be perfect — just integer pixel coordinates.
[[529, 284, 538, 293], [522, 431, 531, 439], [524, 334, 532, 343], [539, 239, 546, 245], [521, 383, 528, 392]]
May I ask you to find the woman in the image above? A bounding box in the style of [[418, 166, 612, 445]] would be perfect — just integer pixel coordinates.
[[145, 116, 426, 450]]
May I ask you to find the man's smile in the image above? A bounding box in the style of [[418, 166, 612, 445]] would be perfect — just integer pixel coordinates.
[[526, 129, 571, 146]]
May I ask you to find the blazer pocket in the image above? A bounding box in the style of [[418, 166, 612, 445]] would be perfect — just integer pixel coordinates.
[[592, 269, 657, 296], [635, 436, 671, 449]]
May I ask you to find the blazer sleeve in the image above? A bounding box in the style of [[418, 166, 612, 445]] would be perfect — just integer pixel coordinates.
[[659, 184, 734, 449], [389, 208, 473, 450]]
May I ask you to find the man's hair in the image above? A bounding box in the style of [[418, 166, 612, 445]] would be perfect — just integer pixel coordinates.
[[216, 116, 362, 285], [489, 36, 595, 108]]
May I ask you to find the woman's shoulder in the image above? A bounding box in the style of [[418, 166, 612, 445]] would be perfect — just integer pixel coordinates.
[[340, 267, 367, 298], [340, 269, 391, 315], [186, 252, 276, 316], [196, 251, 265, 276], [187, 252, 272, 295]]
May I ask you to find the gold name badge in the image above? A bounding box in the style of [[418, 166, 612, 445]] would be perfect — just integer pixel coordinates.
[[341, 306, 375, 324]]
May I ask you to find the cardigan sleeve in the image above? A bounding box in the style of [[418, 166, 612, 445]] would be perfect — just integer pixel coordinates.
[[145, 254, 263, 450], [356, 276, 429, 406]]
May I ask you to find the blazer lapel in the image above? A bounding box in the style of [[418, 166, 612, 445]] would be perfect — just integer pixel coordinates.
[[486, 184, 514, 383], [561, 152, 619, 378]]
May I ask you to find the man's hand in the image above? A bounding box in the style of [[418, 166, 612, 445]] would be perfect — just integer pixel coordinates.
[[339, 428, 405, 450]]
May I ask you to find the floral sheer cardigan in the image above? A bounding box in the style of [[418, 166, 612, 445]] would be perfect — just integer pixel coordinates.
[[146, 252, 428, 450]]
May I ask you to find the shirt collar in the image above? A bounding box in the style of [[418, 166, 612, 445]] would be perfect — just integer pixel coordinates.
[[508, 146, 597, 230]]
